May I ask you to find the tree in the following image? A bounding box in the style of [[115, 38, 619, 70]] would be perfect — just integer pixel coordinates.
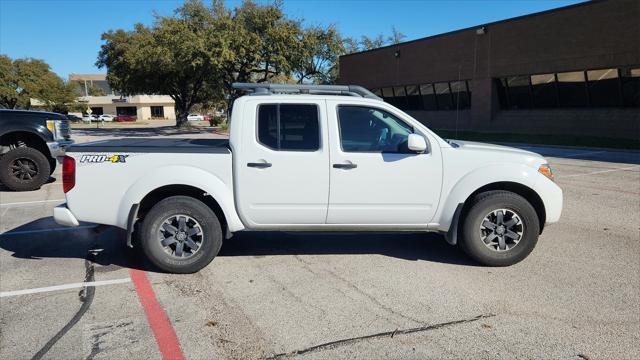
[[213, 0, 304, 109], [97, 0, 228, 127], [0, 54, 79, 112], [387, 26, 406, 44], [360, 34, 385, 50], [293, 25, 344, 84]]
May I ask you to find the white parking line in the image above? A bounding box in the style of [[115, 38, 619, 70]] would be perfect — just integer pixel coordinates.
[[1, 225, 96, 236], [0, 199, 66, 207], [0, 278, 131, 298], [560, 165, 640, 178]]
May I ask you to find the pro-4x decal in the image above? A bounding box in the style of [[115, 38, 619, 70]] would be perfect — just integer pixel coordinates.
[[79, 154, 129, 163]]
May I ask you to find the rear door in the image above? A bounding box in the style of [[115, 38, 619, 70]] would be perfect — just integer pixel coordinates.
[[326, 101, 443, 225], [235, 99, 330, 227]]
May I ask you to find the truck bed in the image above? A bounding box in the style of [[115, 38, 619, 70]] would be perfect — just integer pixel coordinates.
[[66, 138, 230, 154]]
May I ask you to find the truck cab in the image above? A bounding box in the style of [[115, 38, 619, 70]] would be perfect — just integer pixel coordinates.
[[54, 83, 562, 273]]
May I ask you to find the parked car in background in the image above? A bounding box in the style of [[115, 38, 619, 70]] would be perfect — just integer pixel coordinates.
[[187, 114, 205, 121], [82, 115, 98, 122], [54, 83, 562, 273], [114, 115, 137, 122], [98, 114, 115, 122], [0, 109, 73, 191]]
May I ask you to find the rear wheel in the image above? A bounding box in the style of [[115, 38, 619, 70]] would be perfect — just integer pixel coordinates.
[[0, 147, 50, 191], [140, 196, 222, 273], [459, 190, 540, 266]]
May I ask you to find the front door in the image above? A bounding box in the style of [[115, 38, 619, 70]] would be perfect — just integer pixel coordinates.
[[326, 102, 443, 225], [235, 100, 330, 228]]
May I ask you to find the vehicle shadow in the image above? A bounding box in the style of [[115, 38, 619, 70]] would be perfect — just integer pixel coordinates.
[[0, 218, 477, 272], [0, 217, 156, 271], [0, 176, 56, 192], [220, 231, 477, 266]]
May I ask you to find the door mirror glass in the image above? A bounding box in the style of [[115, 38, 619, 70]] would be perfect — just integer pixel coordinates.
[[407, 134, 427, 153]]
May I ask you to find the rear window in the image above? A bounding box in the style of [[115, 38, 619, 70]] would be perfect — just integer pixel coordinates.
[[257, 104, 320, 151]]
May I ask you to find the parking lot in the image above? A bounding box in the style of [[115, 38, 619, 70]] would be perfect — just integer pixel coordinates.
[[1, 127, 638, 359]]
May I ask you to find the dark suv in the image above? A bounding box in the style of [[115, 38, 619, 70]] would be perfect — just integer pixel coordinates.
[[0, 110, 73, 191]]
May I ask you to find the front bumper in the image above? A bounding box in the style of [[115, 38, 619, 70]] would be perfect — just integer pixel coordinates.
[[53, 205, 79, 227], [47, 139, 74, 159]]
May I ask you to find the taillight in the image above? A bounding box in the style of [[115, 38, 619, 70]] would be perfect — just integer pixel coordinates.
[[63, 156, 75, 193]]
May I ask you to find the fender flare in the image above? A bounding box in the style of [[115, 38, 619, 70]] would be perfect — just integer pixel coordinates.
[[116, 165, 244, 233], [436, 163, 540, 240]]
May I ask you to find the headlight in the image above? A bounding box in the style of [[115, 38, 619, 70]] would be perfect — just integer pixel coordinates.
[[538, 163, 554, 181], [46, 120, 58, 139]]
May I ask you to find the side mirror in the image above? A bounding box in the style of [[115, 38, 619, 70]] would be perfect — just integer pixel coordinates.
[[407, 134, 427, 153]]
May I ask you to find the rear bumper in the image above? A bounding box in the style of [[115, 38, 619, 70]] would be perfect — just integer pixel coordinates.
[[47, 139, 74, 159], [53, 205, 79, 227]]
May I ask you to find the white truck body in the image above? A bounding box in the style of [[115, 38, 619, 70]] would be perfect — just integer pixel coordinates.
[[54, 87, 562, 272]]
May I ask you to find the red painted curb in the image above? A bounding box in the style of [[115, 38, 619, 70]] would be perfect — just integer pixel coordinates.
[[129, 269, 186, 360]]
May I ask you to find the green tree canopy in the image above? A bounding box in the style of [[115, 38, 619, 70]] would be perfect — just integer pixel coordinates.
[[0, 55, 78, 112], [96, 0, 390, 125], [97, 0, 228, 126]]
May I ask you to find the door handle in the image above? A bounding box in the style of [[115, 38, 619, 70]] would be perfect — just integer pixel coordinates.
[[247, 162, 272, 168], [333, 162, 357, 169]]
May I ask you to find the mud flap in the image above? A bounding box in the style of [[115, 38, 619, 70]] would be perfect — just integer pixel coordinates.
[[444, 203, 464, 246]]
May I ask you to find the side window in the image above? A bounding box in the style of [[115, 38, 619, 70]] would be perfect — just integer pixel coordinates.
[[337, 106, 413, 153], [257, 104, 320, 151]]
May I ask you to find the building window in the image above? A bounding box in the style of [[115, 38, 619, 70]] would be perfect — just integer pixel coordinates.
[[420, 84, 438, 110], [531, 73, 557, 108], [586, 69, 621, 107], [434, 82, 452, 110], [151, 106, 165, 118], [116, 106, 137, 116], [621, 67, 640, 107], [89, 107, 103, 115], [450, 81, 470, 109], [381, 87, 394, 103], [405, 85, 423, 110], [557, 71, 587, 107], [257, 104, 320, 151], [391, 86, 407, 109], [505, 76, 532, 109], [498, 66, 640, 109]]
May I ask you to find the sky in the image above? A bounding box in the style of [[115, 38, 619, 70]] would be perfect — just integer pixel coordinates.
[[0, 0, 585, 79]]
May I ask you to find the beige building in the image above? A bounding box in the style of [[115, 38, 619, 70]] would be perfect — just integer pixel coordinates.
[[68, 74, 176, 120]]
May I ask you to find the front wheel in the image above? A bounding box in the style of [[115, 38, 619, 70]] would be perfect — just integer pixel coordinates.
[[459, 190, 540, 266], [0, 147, 51, 191], [140, 196, 223, 273]]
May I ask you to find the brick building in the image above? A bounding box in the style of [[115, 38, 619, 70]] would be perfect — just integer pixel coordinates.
[[339, 0, 639, 140]]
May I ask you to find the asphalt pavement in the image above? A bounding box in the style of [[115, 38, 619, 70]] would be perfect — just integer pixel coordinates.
[[0, 129, 638, 359]]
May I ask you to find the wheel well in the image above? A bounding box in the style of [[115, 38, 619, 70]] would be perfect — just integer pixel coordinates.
[[462, 182, 546, 234], [137, 185, 228, 235], [0, 131, 50, 158]]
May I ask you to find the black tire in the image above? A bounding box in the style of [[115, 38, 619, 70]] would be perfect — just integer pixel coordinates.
[[0, 147, 51, 191], [49, 158, 57, 175], [140, 196, 222, 274], [459, 190, 540, 266]]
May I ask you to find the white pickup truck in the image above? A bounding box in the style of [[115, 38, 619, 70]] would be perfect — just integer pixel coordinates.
[[54, 83, 562, 273]]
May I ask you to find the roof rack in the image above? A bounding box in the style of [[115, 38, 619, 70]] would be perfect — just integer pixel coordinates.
[[232, 82, 382, 100]]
